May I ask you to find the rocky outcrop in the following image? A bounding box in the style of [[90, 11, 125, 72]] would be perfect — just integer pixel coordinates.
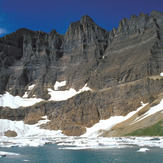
[[100, 93, 163, 137], [4, 130, 17, 137], [0, 11, 163, 136]]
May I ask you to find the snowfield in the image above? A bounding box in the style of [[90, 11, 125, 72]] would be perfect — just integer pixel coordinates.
[[0, 99, 163, 149], [81, 102, 148, 137], [0, 116, 65, 147], [0, 92, 43, 109], [48, 83, 91, 101], [132, 99, 163, 124], [0, 81, 163, 150], [0, 82, 91, 108]]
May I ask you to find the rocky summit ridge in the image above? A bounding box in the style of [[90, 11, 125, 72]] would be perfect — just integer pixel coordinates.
[[0, 11, 163, 136]]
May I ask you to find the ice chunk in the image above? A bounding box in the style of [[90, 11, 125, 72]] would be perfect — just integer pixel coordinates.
[[137, 148, 150, 152], [0, 116, 66, 148], [0, 151, 20, 156], [23, 160, 30, 162], [56, 137, 163, 150]]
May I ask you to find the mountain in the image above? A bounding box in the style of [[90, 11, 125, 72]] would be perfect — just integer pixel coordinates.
[[0, 11, 163, 136]]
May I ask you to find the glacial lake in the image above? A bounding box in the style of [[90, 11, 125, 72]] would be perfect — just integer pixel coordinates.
[[1, 144, 163, 163]]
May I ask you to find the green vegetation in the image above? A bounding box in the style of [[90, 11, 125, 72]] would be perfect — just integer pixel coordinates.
[[126, 121, 163, 136]]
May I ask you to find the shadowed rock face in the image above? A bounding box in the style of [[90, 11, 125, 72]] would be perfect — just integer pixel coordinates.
[[0, 11, 163, 136]]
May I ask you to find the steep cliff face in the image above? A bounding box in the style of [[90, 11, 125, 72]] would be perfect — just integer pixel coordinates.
[[0, 11, 163, 136]]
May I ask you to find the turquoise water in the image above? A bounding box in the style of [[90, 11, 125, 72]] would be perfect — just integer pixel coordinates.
[[1, 144, 163, 163]]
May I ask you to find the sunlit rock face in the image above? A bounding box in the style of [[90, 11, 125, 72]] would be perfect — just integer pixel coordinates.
[[0, 11, 163, 136]]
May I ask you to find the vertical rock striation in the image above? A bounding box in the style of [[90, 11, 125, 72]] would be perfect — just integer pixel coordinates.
[[0, 11, 163, 135]]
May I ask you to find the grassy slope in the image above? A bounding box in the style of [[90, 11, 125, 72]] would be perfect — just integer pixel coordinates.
[[126, 121, 163, 136]]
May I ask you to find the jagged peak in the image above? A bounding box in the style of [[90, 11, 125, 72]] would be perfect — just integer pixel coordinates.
[[117, 10, 163, 32], [150, 10, 163, 17], [15, 28, 36, 34], [66, 15, 96, 34], [1, 28, 36, 40], [15, 28, 47, 37], [131, 15, 138, 20], [139, 12, 149, 19], [49, 29, 58, 36], [80, 15, 95, 24]]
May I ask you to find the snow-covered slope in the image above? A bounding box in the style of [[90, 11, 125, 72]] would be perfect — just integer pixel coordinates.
[[132, 99, 163, 124], [81, 98, 163, 138], [0, 92, 43, 109], [0, 116, 65, 147], [0, 116, 64, 138], [48, 83, 91, 101], [0, 98, 163, 149], [0, 82, 91, 109], [81, 103, 148, 137]]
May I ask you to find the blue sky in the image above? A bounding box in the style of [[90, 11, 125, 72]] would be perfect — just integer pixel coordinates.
[[0, 0, 163, 36]]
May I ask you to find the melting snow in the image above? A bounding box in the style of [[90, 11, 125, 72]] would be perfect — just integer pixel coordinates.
[[48, 83, 91, 101], [0, 116, 64, 138], [0, 92, 43, 109], [28, 84, 35, 90], [54, 81, 66, 90], [160, 72, 163, 76], [22, 92, 28, 98], [23, 160, 30, 162], [0, 116, 163, 149], [23, 84, 35, 98], [0, 116, 65, 147], [0, 82, 163, 150], [57, 137, 163, 150], [133, 99, 163, 124], [0, 151, 20, 156], [81, 102, 148, 138], [0, 83, 91, 108]]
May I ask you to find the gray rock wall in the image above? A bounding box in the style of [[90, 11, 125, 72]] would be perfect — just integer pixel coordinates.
[[0, 11, 163, 135]]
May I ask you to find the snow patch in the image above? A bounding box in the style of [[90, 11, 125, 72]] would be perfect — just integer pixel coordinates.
[[23, 84, 35, 98], [54, 81, 66, 90], [22, 92, 28, 98], [82, 117, 124, 138], [133, 99, 163, 124], [48, 83, 91, 101], [0, 92, 43, 109], [0, 116, 64, 138], [0, 83, 91, 108], [28, 84, 35, 91], [160, 72, 163, 76], [81, 102, 148, 138], [0, 116, 66, 147]]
